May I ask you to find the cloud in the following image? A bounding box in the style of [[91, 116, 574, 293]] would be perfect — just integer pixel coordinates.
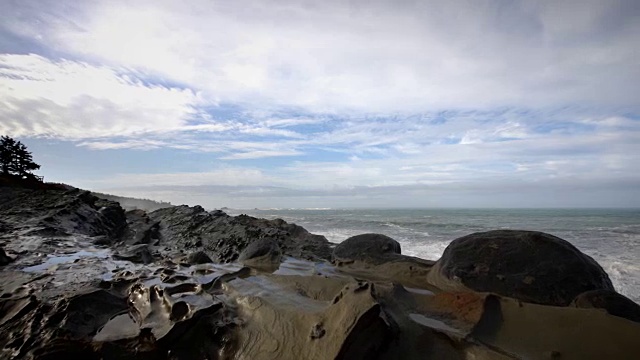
[[2, 0, 638, 114], [0, 53, 311, 158], [96, 176, 640, 209], [87, 167, 278, 188], [87, 114, 640, 195], [220, 149, 303, 160], [0, 53, 202, 139]]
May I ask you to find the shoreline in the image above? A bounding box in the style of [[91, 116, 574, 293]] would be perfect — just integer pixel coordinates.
[[0, 184, 639, 359]]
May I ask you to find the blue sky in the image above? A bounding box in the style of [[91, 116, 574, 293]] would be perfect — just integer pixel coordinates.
[[1, 0, 639, 208]]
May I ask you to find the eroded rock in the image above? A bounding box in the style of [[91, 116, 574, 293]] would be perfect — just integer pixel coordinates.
[[0, 187, 127, 240], [147, 206, 332, 263]]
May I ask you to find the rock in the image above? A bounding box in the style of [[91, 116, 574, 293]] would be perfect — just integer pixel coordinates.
[[187, 251, 213, 264], [0, 247, 13, 265], [146, 206, 332, 263], [113, 245, 153, 264], [5, 182, 640, 359], [427, 230, 615, 306], [331, 234, 436, 289], [333, 233, 401, 265], [122, 209, 160, 245], [62, 289, 129, 338], [238, 238, 281, 263], [572, 289, 640, 323], [0, 187, 127, 239], [228, 277, 393, 360]]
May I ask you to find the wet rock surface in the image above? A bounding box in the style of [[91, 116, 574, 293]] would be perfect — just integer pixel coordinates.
[[1, 186, 639, 359], [427, 230, 615, 306], [113, 244, 154, 264]]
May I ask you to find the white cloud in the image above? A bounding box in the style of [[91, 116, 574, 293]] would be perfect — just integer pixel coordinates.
[[3, 0, 638, 113], [89, 167, 276, 188], [87, 121, 640, 192], [220, 149, 303, 160], [78, 139, 168, 150], [0, 54, 202, 139]]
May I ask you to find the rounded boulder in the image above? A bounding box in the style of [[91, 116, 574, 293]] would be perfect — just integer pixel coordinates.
[[426, 230, 614, 306], [238, 238, 282, 263], [333, 233, 401, 265]]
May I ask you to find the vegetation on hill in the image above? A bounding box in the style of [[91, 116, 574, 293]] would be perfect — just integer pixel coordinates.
[[0, 136, 41, 180], [91, 191, 173, 212]]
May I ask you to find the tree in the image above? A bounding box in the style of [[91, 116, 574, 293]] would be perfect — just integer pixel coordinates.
[[0, 136, 16, 175], [0, 136, 41, 179]]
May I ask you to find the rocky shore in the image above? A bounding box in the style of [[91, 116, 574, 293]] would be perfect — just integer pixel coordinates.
[[0, 185, 639, 359]]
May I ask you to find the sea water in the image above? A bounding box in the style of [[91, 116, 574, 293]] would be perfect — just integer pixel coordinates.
[[228, 208, 640, 303]]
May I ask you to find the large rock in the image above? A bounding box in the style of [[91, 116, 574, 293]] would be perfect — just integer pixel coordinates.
[[238, 237, 282, 263], [427, 230, 615, 306], [0, 187, 127, 239], [147, 206, 332, 263], [333, 233, 401, 265]]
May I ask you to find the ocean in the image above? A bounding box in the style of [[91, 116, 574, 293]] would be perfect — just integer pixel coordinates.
[[228, 208, 640, 303]]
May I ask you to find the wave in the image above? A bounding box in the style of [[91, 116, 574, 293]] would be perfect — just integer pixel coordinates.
[[598, 259, 640, 303]]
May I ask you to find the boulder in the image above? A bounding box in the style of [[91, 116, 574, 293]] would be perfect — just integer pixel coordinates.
[[238, 238, 281, 263], [572, 289, 640, 323], [333, 233, 401, 265], [427, 230, 614, 306]]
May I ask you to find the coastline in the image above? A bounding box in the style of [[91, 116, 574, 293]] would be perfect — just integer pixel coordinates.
[[0, 185, 639, 359]]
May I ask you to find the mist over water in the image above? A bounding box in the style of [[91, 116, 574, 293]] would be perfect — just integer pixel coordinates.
[[228, 208, 640, 303]]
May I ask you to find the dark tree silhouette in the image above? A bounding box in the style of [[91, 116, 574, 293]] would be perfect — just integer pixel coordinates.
[[0, 136, 41, 180]]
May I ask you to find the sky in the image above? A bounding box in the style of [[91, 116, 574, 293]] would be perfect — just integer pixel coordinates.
[[1, 0, 639, 209]]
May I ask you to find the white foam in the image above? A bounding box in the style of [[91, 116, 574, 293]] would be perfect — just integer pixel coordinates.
[[400, 240, 450, 261], [599, 259, 640, 303], [313, 228, 364, 243]]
